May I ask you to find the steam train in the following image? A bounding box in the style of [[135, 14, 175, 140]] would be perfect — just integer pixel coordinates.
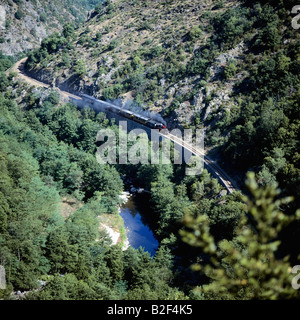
[[81, 94, 166, 130]]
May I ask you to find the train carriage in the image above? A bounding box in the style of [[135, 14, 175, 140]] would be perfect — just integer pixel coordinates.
[[80, 93, 166, 130]]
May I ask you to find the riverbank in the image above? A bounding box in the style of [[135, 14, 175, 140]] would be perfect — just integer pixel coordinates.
[[98, 191, 131, 251]]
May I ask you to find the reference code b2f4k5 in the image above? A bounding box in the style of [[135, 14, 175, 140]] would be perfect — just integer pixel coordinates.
[[107, 304, 192, 317], [151, 305, 192, 315]]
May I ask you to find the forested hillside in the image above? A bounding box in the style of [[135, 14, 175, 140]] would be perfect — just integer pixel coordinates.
[[0, 62, 299, 300], [25, 0, 300, 205], [0, 0, 299, 300], [0, 66, 188, 299]]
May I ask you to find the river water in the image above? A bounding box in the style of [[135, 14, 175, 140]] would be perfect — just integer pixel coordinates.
[[120, 194, 159, 256]]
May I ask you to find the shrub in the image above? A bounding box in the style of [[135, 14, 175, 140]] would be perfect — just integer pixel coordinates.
[[95, 32, 102, 42], [188, 26, 202, 41], [73, 59, 87, 77], [108, 39, 120, 51], [15, 9, 24, 20], [40, 13, 47, 22], [224, 60, 237, 79]]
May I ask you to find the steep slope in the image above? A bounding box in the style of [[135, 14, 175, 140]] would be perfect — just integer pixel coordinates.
[[25, 0, 235, 119], [24, 0, 298, 126], [23, 0, 300, 206], [0, 0, 103, 55]]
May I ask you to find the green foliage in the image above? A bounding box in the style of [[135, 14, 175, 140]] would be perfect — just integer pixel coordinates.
[[0, 77, 129, 297], [224, 45, 300, 215], [150, 170, 191, 236], [2, 0, 300, 301], [0, 73, 9, 92], [181, 172, 300, 299], [102, 83, 124, 100], [39, 13, 47, 23], [0, 135, 60, 290], [15, 9, 24, 20], [108, 39, 120, 51], [62, 23, 75, 39], [223, 60, 237, 80], [61, 53, 71, 68], [188, 26, 202, 42], [26, 33, 66, 68], [73, 59, 87, 77], [212, 6, 253, 49]]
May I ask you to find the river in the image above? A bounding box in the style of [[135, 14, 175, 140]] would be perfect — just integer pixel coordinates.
[[120, 193, 159, 256]]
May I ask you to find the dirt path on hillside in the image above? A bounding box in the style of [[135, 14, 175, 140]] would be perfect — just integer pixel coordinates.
[[9, 58, 82, 102]]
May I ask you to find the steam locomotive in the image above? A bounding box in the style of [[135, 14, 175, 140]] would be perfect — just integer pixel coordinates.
[[81, 94, 166, 130]]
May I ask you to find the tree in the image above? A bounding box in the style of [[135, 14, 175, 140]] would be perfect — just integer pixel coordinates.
[[62, 23, 75, 40], [61, 54, 71, 68], [0, 73, 8, 92], [255, 22, 281, 50], [180, 172, 300, 299], [40, 143, 71, 190], [73, 59, 87, 77], [15, 9, 24, 20], [77, 118, 100, 153], [45, 226, 79, 274], [137, 163, 173, 190], [188, 26, 202, 42], [0, 191, 9, 233], [94, 3, 103, 15], [224, 60, 237, 80], [95, 32, 102, 42], [105, 245, 124, 283], [46, 90, 60, 105]]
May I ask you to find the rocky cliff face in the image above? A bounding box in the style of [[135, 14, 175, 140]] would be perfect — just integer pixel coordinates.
[[25, 0, 249, 128], [0, 0, 89, 56], [23, 0, 294, 139]]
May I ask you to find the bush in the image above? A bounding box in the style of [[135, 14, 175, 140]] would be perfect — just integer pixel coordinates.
[[224, 60, 237, 79], [5, 19, 11, 29], [188, 26, 202, 41], [150, 46, 163, 58], [62, 23, 75, 39], [0, 72, 9, 91], [46, 91, 60, 105], [95, 32, 102, 42], [102, 83, 124, 100], [108, 39, 120, 51], [61, 54, 71, 67], [40, 13, 47, 23], [94, 3, 102, 14], [15, 9, 24, 20], [213, 7, 253, 49], [73, 59, 87, 77]]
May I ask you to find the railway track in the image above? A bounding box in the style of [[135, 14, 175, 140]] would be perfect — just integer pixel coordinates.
[[11, 58, 238, 194], [160, 131, 237, 194]]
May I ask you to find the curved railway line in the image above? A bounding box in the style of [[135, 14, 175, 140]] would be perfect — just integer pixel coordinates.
[[160, 131, 237, 194], [10, 58, 238, 194]]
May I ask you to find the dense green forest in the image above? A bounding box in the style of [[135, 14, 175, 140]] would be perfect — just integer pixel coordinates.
[[1, 60, 299, 300], [0, 0, 299, 300], [24, 0, 300, 214], [0, 69, 185, 299]]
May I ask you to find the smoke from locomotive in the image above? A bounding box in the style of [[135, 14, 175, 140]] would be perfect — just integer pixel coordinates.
[[80, 94, 167, 130]]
